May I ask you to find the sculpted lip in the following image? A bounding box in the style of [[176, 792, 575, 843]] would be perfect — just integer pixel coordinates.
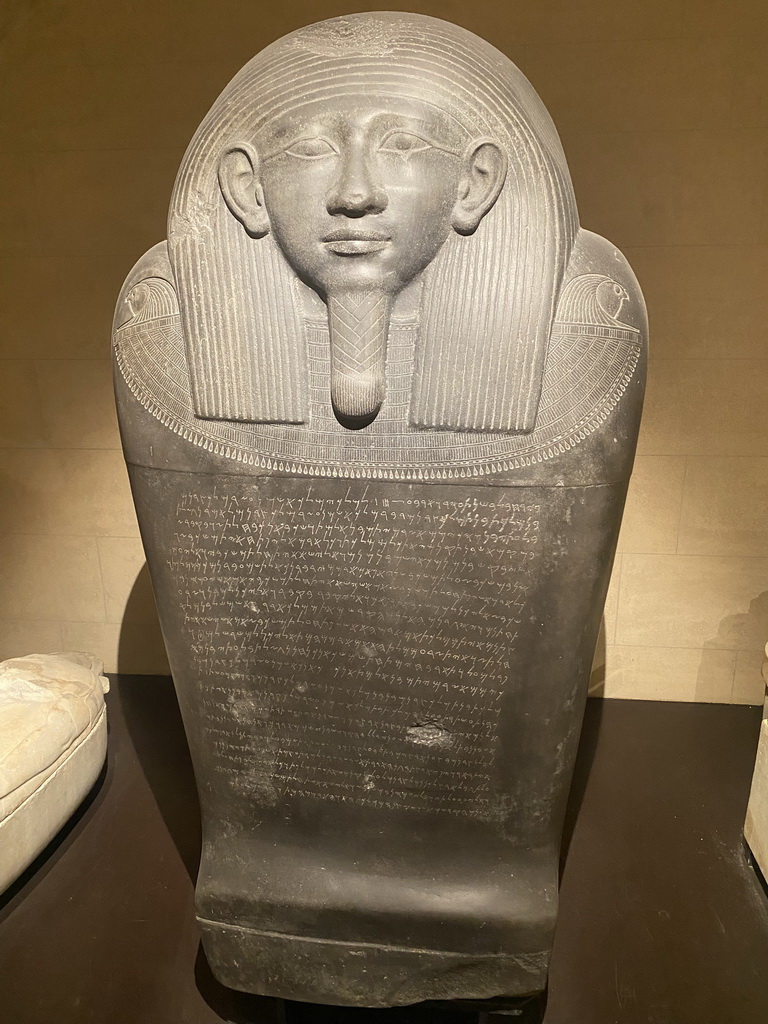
[[322, 228, 391, 256]]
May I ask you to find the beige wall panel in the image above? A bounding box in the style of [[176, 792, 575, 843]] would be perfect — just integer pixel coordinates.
[[0, 0, 193, 66], [1, 0, 767, 687], [97, 537, 158, 625], [0, 2, 679, 69], [36, 360, 120, 449], [617, 456, 686, 554], [604, 555, 622, 645], [0, 619, 63, 662], [734, 650, 766, 705], [617, 554, 768, 651], [1, 1, 758, 69], [0, 1, 444, 67], [444, 1, 686, 46], [599, 645, 736, 703], [520, 39, 737, 135], [60, 621, 169, 675], [0, 256, 129, 360], [624, 246, 768, 360], [678, 456, 768, 557], [0, 449, 138, 537], [732, 38, 768, 130], [33, 149, 179, 259], [637, 359, 768, 457], [740, 0, 768, 35], [562, 130, 768, 248], [0, 62, 235, 155], [0, 534, 104, 621], [588, 557, 622, 691], [0, 360, 47, 447], [0, 153, 40, 258], [670, 0, 768, 38], [590, 622, 608, 685]]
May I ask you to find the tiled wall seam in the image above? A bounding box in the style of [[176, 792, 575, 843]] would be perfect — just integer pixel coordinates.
[[1, 1, 767, 695]]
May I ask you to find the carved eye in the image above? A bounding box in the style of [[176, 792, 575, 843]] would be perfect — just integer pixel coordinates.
[[284, 137, 338, 160], [378, 131, 432, 157]]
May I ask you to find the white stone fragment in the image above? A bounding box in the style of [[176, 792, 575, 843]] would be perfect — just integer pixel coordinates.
[[0, 652, 108, 894]]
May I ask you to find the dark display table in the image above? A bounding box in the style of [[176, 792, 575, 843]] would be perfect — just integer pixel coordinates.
[[1, 677, 766, 1024]]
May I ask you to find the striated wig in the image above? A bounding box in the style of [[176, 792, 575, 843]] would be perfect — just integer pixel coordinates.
[[168, 13, 579, 433]]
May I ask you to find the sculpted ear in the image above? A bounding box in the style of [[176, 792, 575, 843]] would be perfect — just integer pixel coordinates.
[[451, 140, 507, 236], [218, 143, 270, 238]]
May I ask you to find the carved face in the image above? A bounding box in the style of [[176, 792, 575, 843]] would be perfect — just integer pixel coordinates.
[[267, 98, 468, 295], [219, 96, 507, 299], [218, 94, 507, 425], [175, 14, 580, 432]]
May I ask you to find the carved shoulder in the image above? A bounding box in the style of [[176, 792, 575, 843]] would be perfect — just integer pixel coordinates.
[[112, 240, 178, 338], [112, 241, 196, 469], [557, 229, 648, 344]]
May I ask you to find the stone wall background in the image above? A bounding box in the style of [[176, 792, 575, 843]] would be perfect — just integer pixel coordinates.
[[1, 0, 767, 701]]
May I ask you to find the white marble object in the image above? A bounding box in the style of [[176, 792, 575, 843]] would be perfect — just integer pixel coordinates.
[[745, 644, 768, 878], [0, 653, 108, 894]]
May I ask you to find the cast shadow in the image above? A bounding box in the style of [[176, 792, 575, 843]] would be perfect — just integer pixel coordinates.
[[195, 942, 545, 1024], [697, 590, 768, 704], [559, 616, 606, 876], [0, 759, 109, 921], [117, 565, 201, 881]]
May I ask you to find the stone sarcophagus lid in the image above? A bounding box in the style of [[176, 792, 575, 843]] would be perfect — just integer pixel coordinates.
[[113, 13, 646, 1008]]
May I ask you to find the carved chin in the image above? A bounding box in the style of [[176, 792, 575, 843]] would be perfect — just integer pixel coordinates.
[[327, 291, 393, 428], [331, 371, 386, 428]]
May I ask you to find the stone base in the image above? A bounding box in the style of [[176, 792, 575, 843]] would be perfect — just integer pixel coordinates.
[[200, 917, 548, 1008]]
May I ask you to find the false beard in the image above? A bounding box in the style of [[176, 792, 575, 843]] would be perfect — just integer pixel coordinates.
[[326, 290, 393, 428]]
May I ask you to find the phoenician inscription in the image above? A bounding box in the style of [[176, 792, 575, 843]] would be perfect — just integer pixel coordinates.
[[168, 486, 543, 818]]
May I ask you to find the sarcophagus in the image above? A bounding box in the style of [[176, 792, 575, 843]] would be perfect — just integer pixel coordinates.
[[113, 13, 646, 1008]]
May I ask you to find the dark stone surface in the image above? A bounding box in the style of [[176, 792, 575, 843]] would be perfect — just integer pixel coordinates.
[[112, 12, 646, 1006], [1, 683, 767, 1023]]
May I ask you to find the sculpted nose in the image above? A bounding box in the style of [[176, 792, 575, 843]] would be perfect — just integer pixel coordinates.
[[326, 146, 388, 217]]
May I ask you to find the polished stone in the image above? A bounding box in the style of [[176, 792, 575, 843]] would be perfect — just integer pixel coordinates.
[[114, 12, 646, 1006]]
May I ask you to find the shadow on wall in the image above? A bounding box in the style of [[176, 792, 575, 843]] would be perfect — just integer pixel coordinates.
[[117, 569, 200, 881], [117, 562, 170, 675], [586, 615, 607, 698], [698, 591, 768, 703]]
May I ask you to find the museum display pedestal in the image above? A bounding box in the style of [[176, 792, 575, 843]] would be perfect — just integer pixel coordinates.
[[1, 681, 767, 1024]]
